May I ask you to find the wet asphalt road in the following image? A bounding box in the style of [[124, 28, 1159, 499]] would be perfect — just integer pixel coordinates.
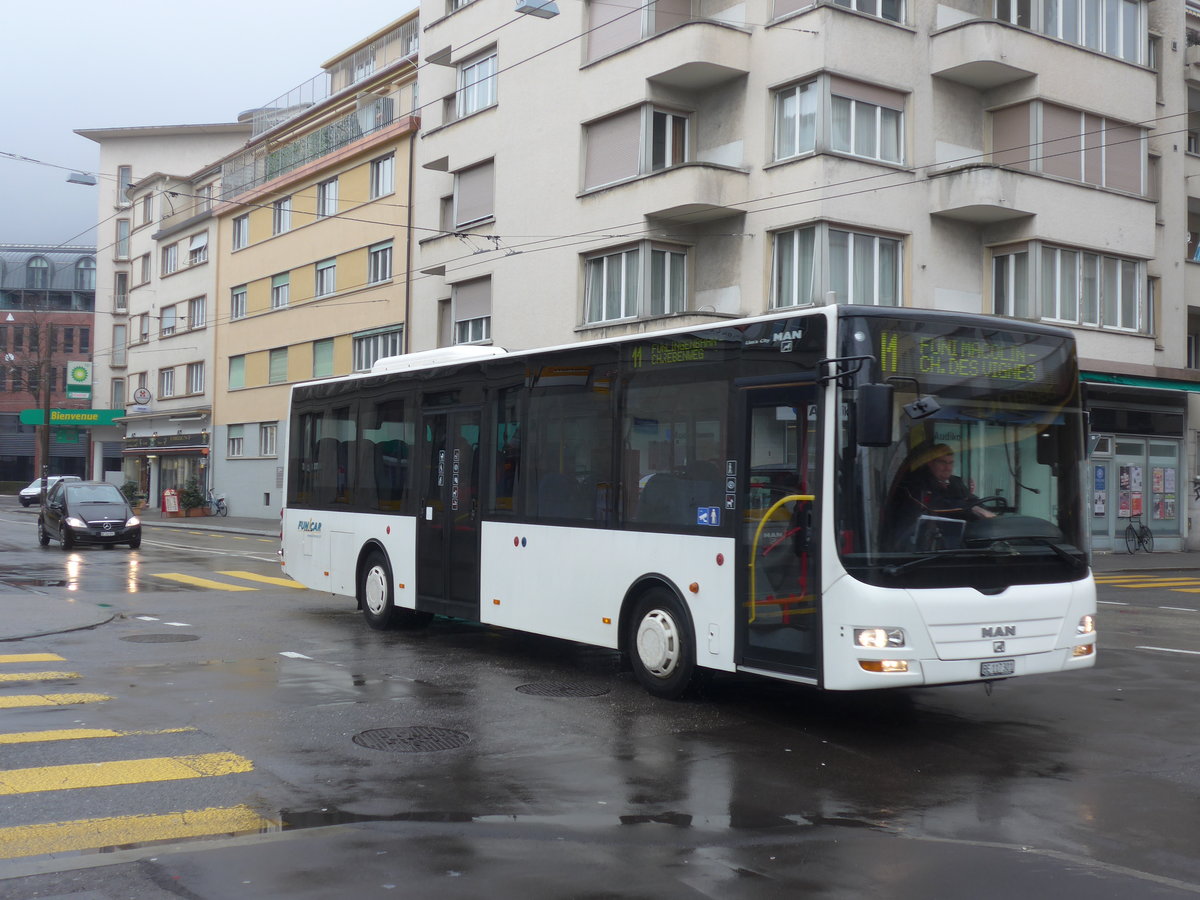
[[0, 501, 1199, 898]]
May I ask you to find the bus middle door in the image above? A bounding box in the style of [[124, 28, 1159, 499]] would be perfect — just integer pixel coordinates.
[[738, 382, 820, 680], [417, 407, 482, 619]]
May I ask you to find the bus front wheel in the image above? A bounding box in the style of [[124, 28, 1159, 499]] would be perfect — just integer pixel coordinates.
[[628, 589, 697, 700], [360, 550, 432, 631]]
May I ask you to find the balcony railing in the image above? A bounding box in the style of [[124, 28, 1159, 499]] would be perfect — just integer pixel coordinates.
[[221, 87, 410, 200], [246, 17, 419, 138]]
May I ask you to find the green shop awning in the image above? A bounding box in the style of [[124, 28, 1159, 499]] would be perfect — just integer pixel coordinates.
[[1081, 372, 1200, 394]]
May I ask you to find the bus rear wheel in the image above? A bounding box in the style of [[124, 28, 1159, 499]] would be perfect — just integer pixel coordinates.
[[628, 588, 697, 700], [360, 550, 432, 631]]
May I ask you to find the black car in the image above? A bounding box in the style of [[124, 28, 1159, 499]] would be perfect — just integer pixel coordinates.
[[38, 480, 142, 550]]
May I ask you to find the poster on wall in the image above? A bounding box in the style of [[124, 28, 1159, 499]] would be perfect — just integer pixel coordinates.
[[1119, 490, 1131, 518], [1166, 467, 1177, 493], [1093, 465, 1106, 517], [1093, 491, 1107, 516], [1154, 494, 1177, 520], [1131, 491, 1144, 517]]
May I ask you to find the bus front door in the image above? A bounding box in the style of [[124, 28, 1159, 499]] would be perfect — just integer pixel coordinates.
[[417, 408, 482, 619], [739, 383, 820, 679]]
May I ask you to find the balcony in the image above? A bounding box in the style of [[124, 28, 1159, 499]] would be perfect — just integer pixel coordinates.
[[597, 162, 748, 224], [589, 19, 750, 91], [927, 165, 1035, 223]]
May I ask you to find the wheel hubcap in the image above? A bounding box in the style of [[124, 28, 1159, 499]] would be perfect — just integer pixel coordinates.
[[363, 566, 388, 615], [635, 609, 680, 678]]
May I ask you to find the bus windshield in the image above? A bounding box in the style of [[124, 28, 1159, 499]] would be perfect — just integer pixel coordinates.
[[837, 314, 1088, 589]]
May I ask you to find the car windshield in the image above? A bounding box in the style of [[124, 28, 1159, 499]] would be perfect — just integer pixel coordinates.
[[67, 484, 125, 504]]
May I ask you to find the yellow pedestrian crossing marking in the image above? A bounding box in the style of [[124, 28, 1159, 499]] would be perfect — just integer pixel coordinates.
[[0, 654, 65, 664], [0, 805, 277, 860], [0, 672, 80, 683], [0, 727, 195, 745], [218, 570, 305, 589], [0, 693, 110, 709], [1096, 574, 1200, 597], [151, 573, 257, 591], [0, 752, 254, 795]]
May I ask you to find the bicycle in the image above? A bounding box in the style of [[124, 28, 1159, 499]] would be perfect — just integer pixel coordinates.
[[207, 488, 228, 517], [1124, 514, 1153, 554]]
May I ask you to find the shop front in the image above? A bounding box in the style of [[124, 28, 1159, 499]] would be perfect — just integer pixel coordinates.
[[1083, 379, 1188, 552], [122, 431, 210, 510]]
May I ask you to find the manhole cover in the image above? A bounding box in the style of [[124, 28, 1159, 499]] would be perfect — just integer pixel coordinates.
[[515, 680, 611, 698], [121, 634, 200, 643], [353, 726, 470, 753]]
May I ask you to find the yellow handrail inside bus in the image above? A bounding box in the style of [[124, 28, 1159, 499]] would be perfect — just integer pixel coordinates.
[[749, 493, 815, 624]]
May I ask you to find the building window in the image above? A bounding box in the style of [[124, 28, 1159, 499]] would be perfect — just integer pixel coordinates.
[[774, 76, 905, 164], [187, 362, 204, 394], [993, 241, 1144, 332], [353, 328, 404, 372], [111, 324, 127, 367], [139, 254, 151, 284], [315, 259, 336, 297], [316, 179, 338, 218], [139, 194, 154, 226], [456, 317, 491, 344], [831, 0, 902, 21], [114, 273, 128, 312], [188, 296, 205, 329], [268, 348, 288, 384], [110, 377, 125, 408], [232, 215, 249, 250], [138, 314, 150, 343], [457, 50, 497, 119], [271, 273, 290, 309], [116, 220, 130, 260], [260, 423, 278, 457], [117, 166, 133, 206], [160, 305, 177, 336], [368, 242, 393, 283], [650, 110, 689, 171], [26, 257, 49, 289], [273, 196, 292, 234], [229, 355, 245, 389], [161, 243, 178, 275], [454, 160, 495, 228], [228, 424, 245, 457], [312, 339, 334, 378], [1001, 0, 1144, 63], [771, 223, 902, 308], [159, 367, 175, 398], [188, 232, 208, 265], [584, 242, 690, 323], [196, 184, 213, 213], [231, 286, 247, 320], [370, 154, 395, 199], [75, 257, 96, 290]]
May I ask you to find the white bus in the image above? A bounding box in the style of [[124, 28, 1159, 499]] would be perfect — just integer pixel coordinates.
[[280, 307, 1095, 698]]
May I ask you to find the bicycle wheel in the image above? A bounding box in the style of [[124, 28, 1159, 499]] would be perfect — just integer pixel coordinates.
[[1139, 526, 1154, 553], [1124, 524, 1138, 554], [218, 500, 228, 517]]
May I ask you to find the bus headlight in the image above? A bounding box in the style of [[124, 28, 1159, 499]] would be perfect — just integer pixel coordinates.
[[854, 627, 905, 649], [1077, 615, 1095, 635]]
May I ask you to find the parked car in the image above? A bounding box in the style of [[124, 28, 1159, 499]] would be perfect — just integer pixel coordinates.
[[38, 480, 142, 550], [18, 475, 80, 507]]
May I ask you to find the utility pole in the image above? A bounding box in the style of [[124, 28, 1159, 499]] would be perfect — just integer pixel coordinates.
[[38, 321, 52, 503]]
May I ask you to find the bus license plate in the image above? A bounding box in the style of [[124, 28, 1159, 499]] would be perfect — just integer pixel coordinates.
[[981, 660, 1015, 677]]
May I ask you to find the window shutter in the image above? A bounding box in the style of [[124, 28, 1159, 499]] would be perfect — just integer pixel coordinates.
[[584, 108, 642, 189], [455, 161, 495, 226]]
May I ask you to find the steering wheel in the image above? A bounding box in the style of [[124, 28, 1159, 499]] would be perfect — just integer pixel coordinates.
[[974, 495, 1013, 514]]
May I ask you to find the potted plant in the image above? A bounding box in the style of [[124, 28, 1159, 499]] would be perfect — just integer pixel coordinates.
[[179, 478, 207, 516], [121, 480, 146, 512]]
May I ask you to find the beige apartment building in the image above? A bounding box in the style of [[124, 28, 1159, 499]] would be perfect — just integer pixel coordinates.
[[410, 0, 1199, 550], [208, 15, 420, 517], [77, 124, 253, 499]]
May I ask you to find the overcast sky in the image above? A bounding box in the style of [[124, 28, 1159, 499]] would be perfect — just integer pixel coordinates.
[[1, 1, 417, 247]]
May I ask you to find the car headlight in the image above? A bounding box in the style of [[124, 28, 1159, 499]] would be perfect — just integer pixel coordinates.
[[854, 627, 906, 649], [65, 516, 87, 529], [126, 516, 140, 527]]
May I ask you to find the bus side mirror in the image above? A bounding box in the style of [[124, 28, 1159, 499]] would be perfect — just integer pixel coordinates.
[[856, 383, 894, 447]]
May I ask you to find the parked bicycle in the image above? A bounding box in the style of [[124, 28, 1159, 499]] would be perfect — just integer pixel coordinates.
[[1124, 513, 1153, 554], [207, 488, 228, 517]]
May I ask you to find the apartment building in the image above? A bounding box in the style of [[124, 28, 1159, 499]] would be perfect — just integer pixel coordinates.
[[209, 14, 420, 517], [0, 245, 97, 481], [411, 0, 1196, 550], [76, 124, 253, 497]]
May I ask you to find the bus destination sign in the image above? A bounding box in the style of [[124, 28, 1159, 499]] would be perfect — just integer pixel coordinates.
[[631, 337, 719, 369], [878, 329, 1056, 388]]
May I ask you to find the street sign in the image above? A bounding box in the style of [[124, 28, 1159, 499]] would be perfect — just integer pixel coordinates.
[[19, 409, 124, 427]]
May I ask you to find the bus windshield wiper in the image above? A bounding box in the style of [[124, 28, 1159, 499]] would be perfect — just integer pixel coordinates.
[[882, 548, 998, 576], [1012, 536, 1087, 569]]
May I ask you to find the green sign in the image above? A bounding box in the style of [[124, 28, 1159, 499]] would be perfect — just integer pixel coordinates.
[[19, 409, 124, 427], [66, 361, 92, 400]]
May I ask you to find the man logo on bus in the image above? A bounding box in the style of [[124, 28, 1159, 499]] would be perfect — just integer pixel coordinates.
[[982, 625, 1016, 638]]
